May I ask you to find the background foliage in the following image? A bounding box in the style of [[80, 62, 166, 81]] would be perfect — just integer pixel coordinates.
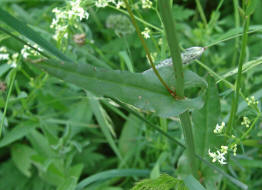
[[0, 0, 262, 190]]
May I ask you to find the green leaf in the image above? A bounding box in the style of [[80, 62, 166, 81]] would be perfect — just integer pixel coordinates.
[[11, 144, 35, 177], [119, 51, 134, 72], [192, 76, 223, 187], [0, 121, 37, 147], [0, 8, 72, 62], [34, 59, 206, 117], [77, 169, 149, 190], [246, 0, 258, 16], [238, 159, 262, 168], [27, 130, 56, 157], [183, 175, 206, 190], [57, 176, 77, 190], [193, 76, 222, 163], [118, 114, 142, 157]]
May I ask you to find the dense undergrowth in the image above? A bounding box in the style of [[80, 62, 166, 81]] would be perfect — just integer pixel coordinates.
[[0, 0, 262, 190]]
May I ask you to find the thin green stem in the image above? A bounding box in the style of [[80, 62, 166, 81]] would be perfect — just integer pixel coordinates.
[[158, 0, 197, 178], [227, 15, 250, 135], [195, 0, 207, 27], [232, 0, 240, 66], [179, 111, 198, 178], [108, 5, 163, 33], [0, 66, 18, 137], [122, 0, 175, 97], [204, 27, 261, 48]]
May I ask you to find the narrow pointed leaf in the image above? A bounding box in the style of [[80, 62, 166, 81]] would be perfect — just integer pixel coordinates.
[[0, 8, 72, 62]]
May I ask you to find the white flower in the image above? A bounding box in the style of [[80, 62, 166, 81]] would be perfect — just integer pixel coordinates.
[[141, 0, 152, 9], [0, 47, 7, 52], [214, 122, 225, 134], [216, 150, 227, 164], [95, 0, 109, 7], [208, 148, 227, 165], [51, 0, 89, 43], [0, 46, 9, 61], [21, 44, 42, 58], [116, 0, 125, 9], [141, 27, 151, 39], [0, 53, 9, 61], [221, 145, 228, 154], [7, 53, 19, 68], [246, 96, 259, 106], [241, 116, 251, 128]]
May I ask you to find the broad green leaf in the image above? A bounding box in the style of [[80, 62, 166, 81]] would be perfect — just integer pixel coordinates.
[[118, 114, 142, 156], [11, 144, 35, 177], [77, 169, 150, 190], [193, 76, 223, 164], [0, 8, 72, 62], [192, 77, 223, 188], [0, 121, 36, 147], [34, 59, 206, 117]]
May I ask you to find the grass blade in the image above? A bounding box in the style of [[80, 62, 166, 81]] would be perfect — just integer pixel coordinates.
[[77, 169, 150, 190], [0, 8, 72, 62]]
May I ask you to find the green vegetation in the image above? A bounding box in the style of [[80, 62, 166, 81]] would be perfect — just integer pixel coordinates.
[[0, 0, 262, 189]]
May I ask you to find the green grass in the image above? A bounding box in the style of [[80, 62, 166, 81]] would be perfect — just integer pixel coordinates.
[[0, 0, 262, 190]]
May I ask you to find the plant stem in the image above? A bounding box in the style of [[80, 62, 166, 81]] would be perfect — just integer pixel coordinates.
[[108, 5, 163, 33], [0, 67, 18, 137], [232, 0, 240, 67], [122, 0, 175, 97], [227, 13, 250, 135], [195, 0, 207, 27], [158, 0, 197, 178]]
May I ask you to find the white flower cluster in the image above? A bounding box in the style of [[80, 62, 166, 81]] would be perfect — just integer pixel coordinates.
[[51, 0, 89, 41], [0, 46, 9, 61], [141, 0, 152, 9], [141, 27, 151, 39], [246, 96, 259, 106], [8, 53, 19, 68], [241, 116, 251, 128], [213, 122, 225, 134], [95, 0, 125, 9], [21, 44, 42, 59], [208, 145, 228, 165], [0, 46, 19, 68]]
